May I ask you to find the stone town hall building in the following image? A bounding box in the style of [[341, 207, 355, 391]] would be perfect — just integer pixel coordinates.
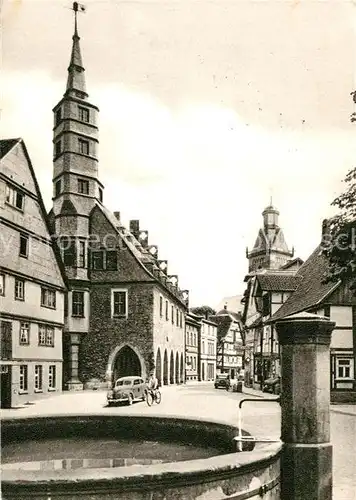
[[48, 8, 188, 389]]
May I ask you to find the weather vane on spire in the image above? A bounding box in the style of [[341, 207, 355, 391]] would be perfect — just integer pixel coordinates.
[[73, 2, 86, 13], [72, 2, 86, 37]]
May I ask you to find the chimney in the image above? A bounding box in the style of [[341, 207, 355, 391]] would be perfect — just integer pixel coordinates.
[[114, 211, 120, 222], [130, 220, 140, 238]]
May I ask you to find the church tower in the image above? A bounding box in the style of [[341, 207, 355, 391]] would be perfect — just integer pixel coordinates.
[[52, 2, 103, 282], [51, 3, 103, 390], [246, 202, 294, 273]]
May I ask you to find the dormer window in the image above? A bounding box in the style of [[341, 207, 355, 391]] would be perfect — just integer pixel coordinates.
[[78, 138, 89, 155], [78, 178, 89, 195], [78, 106, 90, 123]]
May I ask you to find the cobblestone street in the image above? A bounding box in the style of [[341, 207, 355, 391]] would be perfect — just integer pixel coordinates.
[[2, 383, 355, 499]]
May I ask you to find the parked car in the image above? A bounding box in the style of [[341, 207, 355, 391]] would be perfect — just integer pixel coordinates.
[[262, 376, 281, 395], [214, 374, 230, 390], [107, 376, 148, 406]]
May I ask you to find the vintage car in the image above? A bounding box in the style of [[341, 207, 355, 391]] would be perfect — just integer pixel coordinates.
[[214, 373, 231, 390], [107, 376, 148, 406]]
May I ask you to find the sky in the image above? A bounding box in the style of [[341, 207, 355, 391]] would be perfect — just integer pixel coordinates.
[[1, 0, 356, 307]]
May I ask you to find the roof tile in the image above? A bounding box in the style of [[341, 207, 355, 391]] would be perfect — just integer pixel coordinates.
[[270, 246, 338, 322]]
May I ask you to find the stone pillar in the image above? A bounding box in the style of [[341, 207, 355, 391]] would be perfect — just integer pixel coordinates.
[[66, 333, 84, 391], [275, 312, 335, 500]]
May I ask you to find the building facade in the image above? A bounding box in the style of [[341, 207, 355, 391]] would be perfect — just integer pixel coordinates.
[[0, 139, 66, 408], [209, 307, 244, 379], [271, 241, 356, 403], [241, 204, 302, 388], [185, 313, 200, 381], [242, 272, 301, 387], [200, 318, 217, 381], [48, 8, 187, 390]]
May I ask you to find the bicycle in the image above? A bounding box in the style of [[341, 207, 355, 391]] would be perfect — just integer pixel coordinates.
[[146, 388, 161, 406]]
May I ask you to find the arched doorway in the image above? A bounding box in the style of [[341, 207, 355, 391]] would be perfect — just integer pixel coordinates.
[[156, 348, 162, 386], [112, 345, 141, 381], [163, 349, 168, 385], [170, 351, 174, 384], [180, 353, 184, 383], [175, 352, 179, 385]]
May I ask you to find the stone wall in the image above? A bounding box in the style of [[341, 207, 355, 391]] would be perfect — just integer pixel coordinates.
[[81, 282, 155, 382]]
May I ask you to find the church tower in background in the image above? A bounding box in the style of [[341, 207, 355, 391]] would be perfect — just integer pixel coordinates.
[[246, 202, 294, 273]]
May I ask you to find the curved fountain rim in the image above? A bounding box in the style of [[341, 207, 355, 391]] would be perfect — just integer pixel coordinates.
[[1, 412, 283, 485]]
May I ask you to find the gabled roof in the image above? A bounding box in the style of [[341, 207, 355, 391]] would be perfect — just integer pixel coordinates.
[[209, 315, 233, 340], [91, 203, 188, 308], [256, 273, 302, 292], [0, 138, 67, 289], [270, 246, 339, 322], [209, 308, 242, 340], [0, 138, 20, 159], [186, 313, 202, 327]]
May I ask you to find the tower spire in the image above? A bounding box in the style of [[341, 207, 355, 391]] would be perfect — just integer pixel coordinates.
[[66, 2, 87, 99]]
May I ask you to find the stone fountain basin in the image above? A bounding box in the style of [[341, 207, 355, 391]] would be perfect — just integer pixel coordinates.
[[1, 413, 282, 500]]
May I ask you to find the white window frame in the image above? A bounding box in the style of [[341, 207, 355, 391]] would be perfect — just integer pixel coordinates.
[[46, 327, 54, 347], [336, 358, 354, 380], [72, 291, 85, 317], [15, 278, 25, 301], [48, 365, 56, 390], [19, 322, 30, 345], [34, 365, 43, 392], [19, 365, 28, 392], [38, 325, 54, 347], [41, 288, 56, 309], [5, 184, 24, 211], [111, 289, 128, 318], [38, 325, 46, 345]]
